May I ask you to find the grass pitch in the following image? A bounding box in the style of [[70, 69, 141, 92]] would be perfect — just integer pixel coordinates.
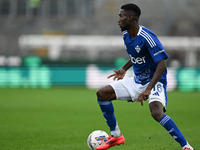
[[0, 88, 199, 150]]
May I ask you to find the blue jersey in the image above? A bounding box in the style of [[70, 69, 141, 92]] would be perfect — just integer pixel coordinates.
[[123, 26, 169, 85]]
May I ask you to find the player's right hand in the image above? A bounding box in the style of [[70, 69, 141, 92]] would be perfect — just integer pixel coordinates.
[[107, 69, 126, 80], [135, 89, 151, 106]]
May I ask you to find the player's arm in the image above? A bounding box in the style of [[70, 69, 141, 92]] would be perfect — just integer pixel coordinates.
[[107, 59, 132, 80], [136, 59, 167, 105]]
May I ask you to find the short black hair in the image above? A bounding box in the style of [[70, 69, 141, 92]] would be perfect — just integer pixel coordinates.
[[121, 3, 141, 18]]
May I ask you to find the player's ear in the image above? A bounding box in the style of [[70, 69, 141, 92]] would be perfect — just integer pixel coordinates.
[[128, 15, 136, 22], [127, 15, 133, 22]]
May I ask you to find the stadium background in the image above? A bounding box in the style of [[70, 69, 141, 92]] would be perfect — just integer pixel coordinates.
[[0, 0, 200, 150], [0, 0, 200, 91]]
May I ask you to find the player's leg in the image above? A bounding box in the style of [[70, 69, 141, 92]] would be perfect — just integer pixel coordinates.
[[149, 83, 194, 149], [97, 85, 116, 100], [97, 77, 134, 136], [149, 101, 164, 121], [96, 79, 133, 150], [96, 85, 121, 137], [150, 101, 188, 146]]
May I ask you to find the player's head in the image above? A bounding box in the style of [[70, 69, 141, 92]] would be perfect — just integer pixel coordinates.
[[121, 3, 141, 19], [118, 3, 141, 31]]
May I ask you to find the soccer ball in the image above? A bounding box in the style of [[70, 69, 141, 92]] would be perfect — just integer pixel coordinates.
[[87, 130, 109, 150]]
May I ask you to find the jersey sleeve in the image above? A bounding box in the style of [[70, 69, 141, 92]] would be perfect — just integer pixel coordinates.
[[144, 35, 169, 63]]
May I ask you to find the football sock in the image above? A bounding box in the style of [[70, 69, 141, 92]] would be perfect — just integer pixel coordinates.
[[111, 124, 121, 137], [98, 100, 121, 137], [182, 142, 193, 149], [159, 114, 187, 147]]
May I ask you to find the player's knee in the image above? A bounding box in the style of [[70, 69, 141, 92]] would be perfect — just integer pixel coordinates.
[[151, 110, 164, 122], [96, 86, 114, 100], [96, 85, 116, 100], [96, 88, 106, 100], [149, 101, 164, 121]]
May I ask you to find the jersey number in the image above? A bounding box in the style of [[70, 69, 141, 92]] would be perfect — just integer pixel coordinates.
[[153, 83, 162, 93]]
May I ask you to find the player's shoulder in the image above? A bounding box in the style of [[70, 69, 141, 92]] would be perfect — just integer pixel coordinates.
[[123, 30, 128, 35], [122, 30, 130, 42], [138, 26, 160, 48], [123, 30, 128, 38], [138, 26, 157, 39]]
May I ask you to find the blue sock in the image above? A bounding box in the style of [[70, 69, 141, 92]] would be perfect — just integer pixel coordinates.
[[159, 114, 187, 147], [97, 100, 117, 131]]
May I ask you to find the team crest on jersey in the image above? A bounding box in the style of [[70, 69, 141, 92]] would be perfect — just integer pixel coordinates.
[[135, 45, 141, 53]]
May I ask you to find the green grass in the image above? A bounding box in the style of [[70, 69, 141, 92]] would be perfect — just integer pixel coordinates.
[[0, 88, 199, 150]]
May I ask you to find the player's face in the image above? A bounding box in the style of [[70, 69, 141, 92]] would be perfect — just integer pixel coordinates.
[[118, 9, 130, 31]]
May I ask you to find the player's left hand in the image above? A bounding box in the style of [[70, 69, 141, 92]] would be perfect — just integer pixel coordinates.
[[136, 90, 151, 106]]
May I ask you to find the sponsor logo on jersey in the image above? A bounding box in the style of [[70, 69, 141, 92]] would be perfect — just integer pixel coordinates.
[[129, 55, 146, 64], [135, 45, 141, 53]]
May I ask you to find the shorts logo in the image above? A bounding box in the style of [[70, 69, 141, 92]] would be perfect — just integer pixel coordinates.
[[153, 91, 160, 96], [135, 45, 141, 53]]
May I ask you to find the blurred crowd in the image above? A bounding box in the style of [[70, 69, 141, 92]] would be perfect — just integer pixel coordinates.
[[0, 0, 200, 66]]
